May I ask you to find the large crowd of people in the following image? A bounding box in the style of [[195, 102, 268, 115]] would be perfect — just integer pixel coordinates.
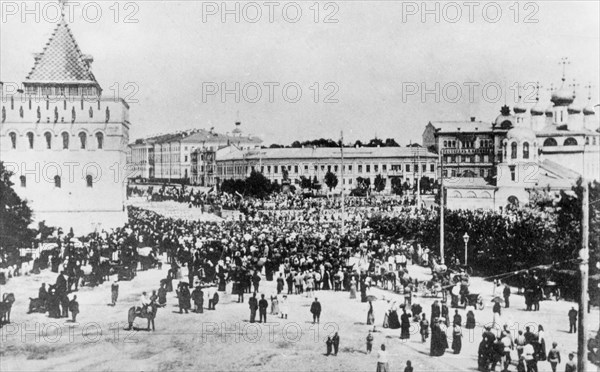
[[0, 190, 589, 372]]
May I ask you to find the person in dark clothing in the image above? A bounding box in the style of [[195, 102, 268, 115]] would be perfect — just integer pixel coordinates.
[[493, 301, 502, 316], [332, 332, 339, 356], [69, 295, 79, 322], [503, 284, 511, 308], [568, 307, 577, 333], [252, 272, 261, 294], [111, 281, 119, 306], [310, 298, 322, 324], [177, 282, 191, 314], [326, 336, 333, 356], [286, 272, 294, 295], [249, 293, 258, 323], [277, 273, 285, 294], [191, 286, 204, 313], [453, 309, 462, 326], [258, 294, 269, 323]]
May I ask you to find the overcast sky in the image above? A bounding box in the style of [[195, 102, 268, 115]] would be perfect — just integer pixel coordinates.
[[1, 0, 599, 145]]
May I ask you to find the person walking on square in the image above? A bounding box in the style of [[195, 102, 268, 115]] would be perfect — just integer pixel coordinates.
[[366, 330, 374, 353], [69, 295, 79, 323], [420, 313, 429, 342], [311, 297, 321, 324], [404, 360, 413, 372], [332, 332, 339, 356], [376, 344, 389, 372], [503, 284, 511, 308], [258, 294, 268, 323], [564, 352, 576, 372], [111, 280, 119, 306], [249, 293, 258, 323], [547, 342, 561, 372], [568, 307, 577, 333], [325, 336, 333, 356]]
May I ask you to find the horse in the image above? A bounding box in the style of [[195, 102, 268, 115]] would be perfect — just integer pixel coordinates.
[[0, 293, 16, 325], [429, 257, 447, 275], [126, 303, 158, 331]]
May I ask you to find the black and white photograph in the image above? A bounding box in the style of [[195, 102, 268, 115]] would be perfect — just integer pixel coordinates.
[[0, 1, 599, 371]]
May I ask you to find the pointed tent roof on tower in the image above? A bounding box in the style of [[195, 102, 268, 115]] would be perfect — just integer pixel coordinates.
[[24, 18, 100, 90]]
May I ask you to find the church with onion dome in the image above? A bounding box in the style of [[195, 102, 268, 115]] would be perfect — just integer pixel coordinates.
[[439, 61, 599, 211]]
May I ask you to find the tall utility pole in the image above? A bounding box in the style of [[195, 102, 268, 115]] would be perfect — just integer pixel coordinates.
[[439, 150, 445, 265], [417, 148, 421, 207], [340, 131, 346, 236], [578, 180, 589, 372]]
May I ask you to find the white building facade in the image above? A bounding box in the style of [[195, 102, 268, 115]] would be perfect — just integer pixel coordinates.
[[0, 18, 130, 233]]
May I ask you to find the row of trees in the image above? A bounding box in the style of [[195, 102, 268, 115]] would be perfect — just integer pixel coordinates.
[[369, 179, 600, 284], [220, 170, 282, 198], [268, 137, 406, 149]]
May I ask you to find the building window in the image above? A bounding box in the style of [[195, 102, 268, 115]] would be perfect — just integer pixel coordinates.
[[86, 175, 93, 187], [62, 132, 69, 149], [27, 132, 34, 149], [9, 132, 16, 149], [79, 132, 87, 149], [543, 138, 557, 147], [184, 156, 188, 162], [295, 165, 298, 173], [358, 165, 363, 173], [54, 175, 61, 188], [406, 164, 410, 172], [480, 169, 485, 177], [374, 165, 378, 172], [267, 166, 271, 173], [443, 141, 447, 147], [430, 164, 434, 172], [44, 132, 52, 149], [20, 176, 26, 187], [348, 165, 352, 172], [523, 142, 530, 159], [96, 132, 104, 149], [274, 166, 278, 173], [366, 165, 370, 173], [304, 165, 308, 171], [383, 164, 387, 172], [564, 137, 578, 146], [422, 164, 426, 172], [511, 142, 517, 159], [509, 165, 516, 182]]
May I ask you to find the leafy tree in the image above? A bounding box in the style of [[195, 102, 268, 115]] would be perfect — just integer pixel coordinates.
[[300, 176, 312, 190], [244, 170, 273, 198], [356, 177, 370, 190], [324, 171, 338, 191], [420, 176, 432, 194], [0, 162, 34, 253], [384, 138, 400, 147], [391, 177, 403, 196], [374, 174, 386, 193]]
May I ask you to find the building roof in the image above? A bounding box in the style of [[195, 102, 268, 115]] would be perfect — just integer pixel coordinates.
[[181, 129, 262, 144], [25, 19, 100, 87], [428, 120, 494, 134], [217, 146, 437, 162], [538, 159, 581, 180], [536, 125, 599, 136]]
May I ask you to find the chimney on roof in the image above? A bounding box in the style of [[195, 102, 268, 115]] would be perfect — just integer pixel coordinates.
[[470, 117, 476, 122]]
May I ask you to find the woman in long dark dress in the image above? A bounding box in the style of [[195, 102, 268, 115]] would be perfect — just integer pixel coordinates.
[[465, 309, 476, 329], [430, 318, 440, 356], [388, 310, 400, 329], [452, 323, 462, 354], [367, 301, 375, 325], [400, 309, 411, 339], [322, 270, 331, 290]]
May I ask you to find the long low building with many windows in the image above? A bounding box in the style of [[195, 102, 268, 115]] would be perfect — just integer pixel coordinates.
[[215, 145, 438, 193]]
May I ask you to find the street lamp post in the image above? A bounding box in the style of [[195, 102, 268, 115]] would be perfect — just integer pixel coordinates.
[[463, 232, 470, 267]]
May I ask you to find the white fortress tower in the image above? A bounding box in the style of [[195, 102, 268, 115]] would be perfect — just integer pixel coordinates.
[[0, 17, 130, 233]]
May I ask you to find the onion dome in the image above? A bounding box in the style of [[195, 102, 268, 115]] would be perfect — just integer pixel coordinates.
[[584, 104, 596, 116], [494, 105, 514, 128], [551, 87, 574, 106], [568, 103, 582, 114], [531, 100, 545, 116], [506, 126, 536, 142], [513, 98, 528, 114]]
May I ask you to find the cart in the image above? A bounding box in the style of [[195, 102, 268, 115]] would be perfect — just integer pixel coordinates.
[[460, 293, 484, 310]]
